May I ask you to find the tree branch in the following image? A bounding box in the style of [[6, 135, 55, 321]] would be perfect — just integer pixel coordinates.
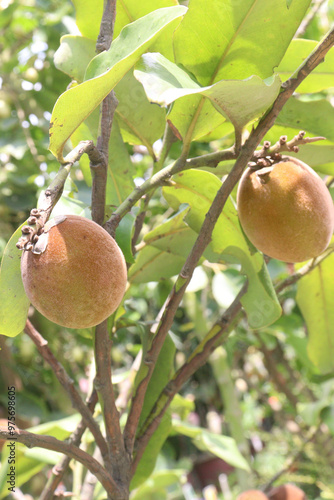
[[0, 428, 118, 495], [90, 3, 131, 493], [24, 320, 109, 464], [93, 321, 129, 480]]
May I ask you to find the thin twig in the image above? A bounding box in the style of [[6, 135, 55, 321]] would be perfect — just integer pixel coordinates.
[[295, 0, 328, 37], [24, 320, 109, 464], [16, 141, 100, 251], [275, 246, 334, 294]]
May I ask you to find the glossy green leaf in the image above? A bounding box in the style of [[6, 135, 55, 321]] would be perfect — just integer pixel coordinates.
[[277, 39, 334, 93], [163, 170, 281, 329], [72, 0, 103, 40], [167, 0, 311, 140], [135, 52, 281, 130], [0, 225, 29, 338], [172, 419, 250, 471], [296, 250, 334, 374], [54, 35, 96, 82], [131, 334, 176, 489], [49, 6, 187, 160], [114, 70, 166, 154]]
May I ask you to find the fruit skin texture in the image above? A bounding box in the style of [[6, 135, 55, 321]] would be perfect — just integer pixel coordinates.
[[237, 491, 269, 500], [237, 157, 334, 263], [21, 215, 127, 329], [268, 484, 306, 500]]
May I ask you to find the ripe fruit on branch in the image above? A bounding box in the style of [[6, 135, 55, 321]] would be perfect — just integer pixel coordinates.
[[237, 157, 334, 263], [21, 215, 127, 329], [237, 490, 269, 500], [268, 484, 306, 499]]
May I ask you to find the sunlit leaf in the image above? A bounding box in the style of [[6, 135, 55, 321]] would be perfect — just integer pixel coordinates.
[[54, 35, 96, 82], [49, 6, 187, 160], [114, 70, 166, 153], [167, 0, 311, 140], [135, 52, 281, 130], [72, 0, 103, 40]]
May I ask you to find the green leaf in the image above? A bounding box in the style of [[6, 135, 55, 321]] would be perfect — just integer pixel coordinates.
[[114, 0, 180, 61], [106, 119, 136, 206], [114, 70, 166, 154], [296, 250, 334, 374], [135, 52, 281, 130], [144, 206, 198, 257], [276, 97, 334, 142], [277, 39, 334, 93], [131, 334, 176, 489], [54, 35, 96, 82], [0, 225, 29, 338], [115, 212, 136, 264], [131, 469, 186, 500], [163, 170, 281, 328], [72, 0, 103, 40], [172, 419, 250, 471], [114, 0, 179, 38], [128, 207, 199, 283], [49, 6, 187, 160], [174, 0, 311, 83], [166, 0, 311, 141], [128, 245, 187, 284]]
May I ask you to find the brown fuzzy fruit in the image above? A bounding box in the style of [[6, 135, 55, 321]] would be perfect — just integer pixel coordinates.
[[237, 490, 269, 500], [237, 157, 334, 263], [21, 215, 127, 329], [268, 484, 306, 500]]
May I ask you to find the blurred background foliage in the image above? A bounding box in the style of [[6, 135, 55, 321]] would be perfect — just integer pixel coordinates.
[[1, 0, 334, 499]]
